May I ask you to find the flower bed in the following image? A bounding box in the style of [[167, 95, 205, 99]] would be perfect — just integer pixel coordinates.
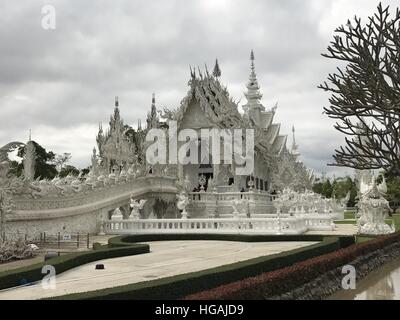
[[182, 232, 400, 300]]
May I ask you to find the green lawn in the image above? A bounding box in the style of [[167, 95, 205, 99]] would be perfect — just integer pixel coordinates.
[[344, 211, 356, 219], [336, 213, 400, 243], [334, 219, 356, 224], [356, 235, 376, 243], [335, 218, 393, 225]]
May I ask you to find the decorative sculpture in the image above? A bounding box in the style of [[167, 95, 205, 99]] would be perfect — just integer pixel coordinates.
[[177, 174, 191, 194], [207, 177, 216, 192], [0, 161, 18, 241], [199, 174, 206, 192], [129, 197, 147, 219], [231, 198, 249, 218], [111, 208, 123, 220], [23, 140, 36, 182], [232, 199, 240, 218], [356, 175, 394, 235], [176, 191, 189, 219]]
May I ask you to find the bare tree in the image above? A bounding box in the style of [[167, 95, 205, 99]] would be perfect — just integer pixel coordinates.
[[319, 3, 400, 175], [53, 153, 72, 172]]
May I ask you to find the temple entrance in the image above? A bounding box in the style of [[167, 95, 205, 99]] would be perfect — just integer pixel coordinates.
[[198, 163, 213, 191]]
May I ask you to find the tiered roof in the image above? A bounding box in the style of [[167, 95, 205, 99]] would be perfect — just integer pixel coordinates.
[[173, 53, 287, 158]]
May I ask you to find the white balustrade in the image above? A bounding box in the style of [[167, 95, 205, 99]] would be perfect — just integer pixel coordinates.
[[189, 191, 275, 203], [304, 215, 335, 231], [102, 214, 332, 235]]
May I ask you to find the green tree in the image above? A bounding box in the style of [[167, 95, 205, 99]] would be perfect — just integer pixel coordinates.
[[313, 176, 357, 206], [59, 165, 80, 178], [385, 175, 400, 206], [9, 141, 58, 180], [312, 180, 323, 195], [321, 179, 333, 198]]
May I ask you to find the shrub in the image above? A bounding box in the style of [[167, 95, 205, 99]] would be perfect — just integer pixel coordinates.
[[182, 231, 400, 300], [107, 233, 351, 246], [92, 242, 107, 250]]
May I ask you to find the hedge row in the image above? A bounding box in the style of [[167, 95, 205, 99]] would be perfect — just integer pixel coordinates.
[[182, 231, 400, 300], [0, 243, 149, 291], [107, 233, 355, 248], [50, 235, 353, 300]]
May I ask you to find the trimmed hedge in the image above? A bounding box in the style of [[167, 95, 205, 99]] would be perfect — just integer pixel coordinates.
[[183, 231, 400, 299], [0, 243, 149, 291], [107, 233, 353, 246], [49, 235, 354, 300], [108, 233, 355, 253]]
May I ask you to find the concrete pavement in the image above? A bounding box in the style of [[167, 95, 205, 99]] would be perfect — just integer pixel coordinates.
[[0, 240, 317, 300]]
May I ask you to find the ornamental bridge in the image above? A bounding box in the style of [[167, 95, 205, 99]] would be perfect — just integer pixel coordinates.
[[5, 174, 337, 237], [6, 175, 178, 237]]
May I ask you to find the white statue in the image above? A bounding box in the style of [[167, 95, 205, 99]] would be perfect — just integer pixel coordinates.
[[207, 177, 216, 192], [176, 191, 189, 219], [23, 140, 36, 182], [129, 197, 147, 219], [111, 208, 123, 220], [231, 198, 249, 218], [232, 199, 240, 218], [356, 175, 394, 235]]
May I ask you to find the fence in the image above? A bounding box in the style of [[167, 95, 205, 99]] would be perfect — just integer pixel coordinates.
[[0, 232, 91, 249]]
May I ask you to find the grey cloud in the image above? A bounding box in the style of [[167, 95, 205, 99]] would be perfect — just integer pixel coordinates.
[[0, 0, 398, 174]]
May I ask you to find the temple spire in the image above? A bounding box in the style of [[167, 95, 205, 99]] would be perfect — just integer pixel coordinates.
[[147, 93, 159, 129], [243, 50, 265, 114], [112, 96, 121, 124], [291, 125, 300, 161], [213, 58, 221, 78]]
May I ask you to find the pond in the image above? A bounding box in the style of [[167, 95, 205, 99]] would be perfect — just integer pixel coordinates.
[[328, 257, 400, 300]]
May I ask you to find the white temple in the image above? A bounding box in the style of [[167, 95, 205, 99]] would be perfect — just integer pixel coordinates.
[[1, 51, 337, 237], [93, 50, 314, 218]]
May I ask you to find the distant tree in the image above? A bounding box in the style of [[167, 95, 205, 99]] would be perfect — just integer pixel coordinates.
[[321, 179, 333, 198], [59, 165, 80, 178], [313, 176, 357, 206], [319, 3, 400, 175], [9, 141, 58, 180], [332, 176, 358, 206], [81, 166, 90, 176], [377, 172, 400, 207], [312, 179, 324, 195], [53, 153, 72, 172]]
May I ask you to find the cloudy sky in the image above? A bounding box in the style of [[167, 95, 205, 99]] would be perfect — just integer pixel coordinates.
[[0, 0, 397, 177]]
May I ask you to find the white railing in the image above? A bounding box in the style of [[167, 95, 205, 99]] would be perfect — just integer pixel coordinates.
[[102, 214, 335, 235], [188, 191, 277, 203], [305, 215, 335, 231]]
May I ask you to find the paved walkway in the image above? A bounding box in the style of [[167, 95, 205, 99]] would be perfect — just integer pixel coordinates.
[[0, 240, 316, 300], [306, 224, 357, 236]]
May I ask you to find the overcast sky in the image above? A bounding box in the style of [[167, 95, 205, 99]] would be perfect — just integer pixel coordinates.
[[0, 0, 397, 177]]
